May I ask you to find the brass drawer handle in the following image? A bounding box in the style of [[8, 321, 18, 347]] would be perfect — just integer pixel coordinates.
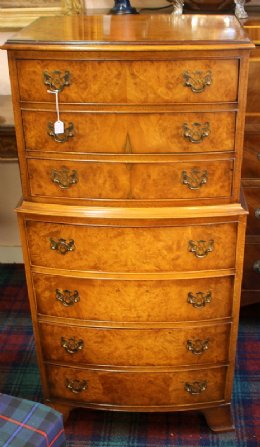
[[61, 337, 84, 354], [48, 122, 74, 143], [183, 70, 212, 93], [186, 339, 209, 355], [56, 289, 80, 307], [257, 152, 260, 161], [43, 70, 71, 93], [50, 238, 75, 255], [51, 167, 78, 189], [182, 168, 208, 190], [187, 291, 212, 308], [188, 240, 214, 258], [185, 381, 207, 395], [255, 209, 260, 219], [253, 260, 260, 273], [183, 122, 210, 144], [65, 378, 87, 394]]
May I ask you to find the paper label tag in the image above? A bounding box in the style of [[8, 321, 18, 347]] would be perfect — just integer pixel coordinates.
[[54, 120, 64, 135]]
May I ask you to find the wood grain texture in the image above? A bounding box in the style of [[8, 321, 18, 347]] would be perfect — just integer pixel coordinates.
[[39, 322, 231, 366], [45, 364, 227, 407], [22, 110, 236, 154], [33, 273, 234, 322], [27, 158, 233, 201], [25, 220, 237, 272], [5, 13, 252, 430], [17, 58, 239, 104]]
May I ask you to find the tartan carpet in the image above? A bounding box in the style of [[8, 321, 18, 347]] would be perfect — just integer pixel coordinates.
[[0, 264, 259, 447]]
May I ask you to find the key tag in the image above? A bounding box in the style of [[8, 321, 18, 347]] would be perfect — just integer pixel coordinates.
[[47, 89, 64, 135], [54, 120, 64, 134]]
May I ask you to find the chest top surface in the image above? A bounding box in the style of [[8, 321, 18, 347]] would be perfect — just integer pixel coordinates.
[[3, 14, 253, 51]]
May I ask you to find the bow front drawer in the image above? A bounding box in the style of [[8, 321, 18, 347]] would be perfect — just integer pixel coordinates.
[[39, 322, 230, 367], [27, 158, 233, 203], [33, 273, 234, 322], [17, 59, 238, 104], [22, 110, 236, 154], [45, 364, 227, 407], [25, 220, 237, 272]]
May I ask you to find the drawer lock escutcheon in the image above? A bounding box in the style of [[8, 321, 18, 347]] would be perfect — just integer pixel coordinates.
[[187, 291, 212, 308], [56, 289, 80, 307], [48, 122, 74, 143], [253, 260, 260, 273], [61, 337, 84, 354], [186, 339, 209, 355], [65, 378, 87, 394], [183, 122, 210, 144], [182, 168, 208, 190], [50, 238, 75, 255], [188, 240, 214, 258], [51, 167, 78, 189], [43, 70, 71, 93], [183, 70, 212, 93], [185, 381, 207, 395]]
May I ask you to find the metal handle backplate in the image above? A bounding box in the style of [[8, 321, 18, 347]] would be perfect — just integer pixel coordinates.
[[187, 291, 212, 308], [182, 168, 208, 190], [183, 70, 212, 93], [186, 339, 209, 355], [61, 337, 84, 354], [183, 122, 210, 144], [48, 122, 74, 143], [51, 167, 78, 189], [185, 381, 207, 395], [43, 70, 71, 92], [65, 378, 87, 394], [50, 238, 75, 255], [188, 240, 214, 258], [56, 289, 80, 307]]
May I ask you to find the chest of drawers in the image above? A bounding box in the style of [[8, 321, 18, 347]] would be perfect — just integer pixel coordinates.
[[3, 14, 253, 432]]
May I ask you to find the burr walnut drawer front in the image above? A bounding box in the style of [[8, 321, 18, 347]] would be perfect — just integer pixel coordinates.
[[27, 158, 233, 202], [26, 220, 237, 272], [45, 364, 227, 407], [39, 322, 230, 367], [22, 110, 236, 154], [17, 59, 238, 104], [33, 273, 234, 322]]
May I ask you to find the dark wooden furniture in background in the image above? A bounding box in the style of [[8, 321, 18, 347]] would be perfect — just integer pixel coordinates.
[[0, 95, 17, 160], [241, 16, 260, 305]]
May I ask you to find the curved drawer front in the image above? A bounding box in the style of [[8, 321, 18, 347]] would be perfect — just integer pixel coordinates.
[[39, 322, 230, 367], [17, 59, 238, 104], [22, 110, 236, 154], [26, 221, 237, 272], [33, 273, 233, 322], [27, 158, 233, 202], [46, 364, 227, 407]]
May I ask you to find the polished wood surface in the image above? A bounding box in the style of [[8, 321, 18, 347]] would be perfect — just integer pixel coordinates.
[[17, 58, 239, 104], [26, 220, 237, 272], [33, 273, 234, 322], [4, 14, 252, 49], [27, 157, 234, 203], [4, 14, 251, 431], [22, 110, 236, 154], [46, 364, 227, 408]]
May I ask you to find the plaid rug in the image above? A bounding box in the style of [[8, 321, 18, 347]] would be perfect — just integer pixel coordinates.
[[0, 264, 259, 447]]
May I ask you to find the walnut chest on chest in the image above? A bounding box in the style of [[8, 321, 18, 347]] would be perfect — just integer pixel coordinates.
[[3, 13, 253, 432]]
